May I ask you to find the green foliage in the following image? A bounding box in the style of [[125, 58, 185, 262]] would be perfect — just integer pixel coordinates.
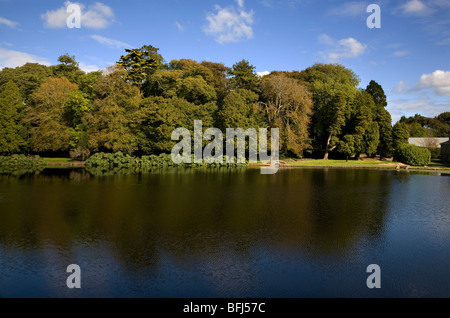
[[85, 152, 247, 175], [85, 152, 139, 169], [77, 71, 102, 100], [343, 90, 380, 157], [400, 113, 450, 137], [338, 135, 357, 157], [0, 46, 403, 164], [143, 60, 218, 105], [394, 144, 431, 166], [169, 59, 214, 83], [117, 45, 164, 87], [0, 155, 45, 175], [64, 90, 91, 125], [69, 124, 89, 150], [137, 96, 215, 154], [365, 81, 392, 157], [300, 63, 360, 159], [426, 147, 441, 160], [0, 63, 53, 104], [0, 81, 28, 154], [142, 70, 182, 98], [261, 74, 313, 157], [364, 121, 380, 157], [437, 112, 450, 126], [176, 76, 217, 105], [86, 68, 142, 154], [376, 107, 394, 157], [228, 60, 261, 94], [52, 54, 84, 83], [25, 77, 79, 152], [393, 122, 410, 149], [365, 80, 387, 108], [408, 122, 428, 137], [217, 89, 262, 129], [200, 61, 230, 103]]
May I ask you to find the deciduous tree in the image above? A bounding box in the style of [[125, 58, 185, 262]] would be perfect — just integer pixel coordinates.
[[260, 74, 313, 157], [0, 81, 27, 154], [86, 67, 142, 154], [25, 77, 79, 152], [299, 63, 359, 159]]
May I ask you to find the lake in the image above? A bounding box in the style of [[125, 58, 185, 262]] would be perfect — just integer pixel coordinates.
[[0, 167, 449, 298]]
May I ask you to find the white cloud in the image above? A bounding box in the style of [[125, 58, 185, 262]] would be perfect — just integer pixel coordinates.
[[388, 97, 450, 123], [79, 62, 100, 73], [318, 33, 335, 46], [319, 34, 367, 61], [175, 21, 184, 32], [0, 41, 13, 47], [42, 1, 114, 29], [417, 70, 450, 96], [393, 50, 410, 57], [90, 35, 130, 49], [400, 0, 433, 16], [326, 2, 368, 17], [0, 48, 50, 69], [257, 71, 270, 77], [0, 16, 19, 28], [392, 81, 408, 93], [204, 1, 254, 44]]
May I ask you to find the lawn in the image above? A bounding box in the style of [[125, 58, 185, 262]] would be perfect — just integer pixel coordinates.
[[43, 158, 74, 164], [281, 158, 450, 170], [283, 159, 392, 167]]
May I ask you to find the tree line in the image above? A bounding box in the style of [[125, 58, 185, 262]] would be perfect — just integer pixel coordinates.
[[1, 45, 447, 160]]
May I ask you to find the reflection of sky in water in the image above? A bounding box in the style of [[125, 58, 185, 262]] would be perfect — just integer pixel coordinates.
[[0, 169, 449, 297]]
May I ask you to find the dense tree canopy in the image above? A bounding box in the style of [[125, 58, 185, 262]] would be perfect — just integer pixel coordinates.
[[117, 45, 164, 87], [299, 63, 360, 159], [0, 63, 53, 104], [228, 59, 261, 94], [260, 74, 313, 157], [0, 44, 432, 161], [399, 113, 450, 137], [0, 81, 27, 154], [25, 77, 79, 152]]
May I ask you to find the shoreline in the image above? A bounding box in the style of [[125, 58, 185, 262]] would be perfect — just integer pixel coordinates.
[[42, 159, 450, 172], [250, 160, 450, 172]]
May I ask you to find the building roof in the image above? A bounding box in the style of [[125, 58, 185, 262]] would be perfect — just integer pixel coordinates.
[[408, 138, 449, 148]]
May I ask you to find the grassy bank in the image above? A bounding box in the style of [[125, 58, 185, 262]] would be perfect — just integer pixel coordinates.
[[280, 158, 450, 171], [41, 157, 450, 171], [43, 158, 85, 167]]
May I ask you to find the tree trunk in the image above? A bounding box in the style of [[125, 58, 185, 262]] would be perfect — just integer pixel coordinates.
[[323, 133, 332, 160]]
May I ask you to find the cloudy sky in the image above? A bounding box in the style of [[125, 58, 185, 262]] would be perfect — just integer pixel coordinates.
[[0, 0, 449, 123]]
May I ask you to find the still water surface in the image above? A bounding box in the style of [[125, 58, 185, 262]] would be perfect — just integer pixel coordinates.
[[0, 167, 449, 297]]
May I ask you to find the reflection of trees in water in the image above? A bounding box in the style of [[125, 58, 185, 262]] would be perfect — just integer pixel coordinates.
[[295, 169, 395, 260], [0, 168, 397, 274]]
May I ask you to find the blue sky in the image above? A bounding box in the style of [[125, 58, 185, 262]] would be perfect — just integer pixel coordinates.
[[0, 0, 449, 124]]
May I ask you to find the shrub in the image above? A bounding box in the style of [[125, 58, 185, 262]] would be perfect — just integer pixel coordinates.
[[426, 147, 440, 160], [394, 144, 431, 166], [0, 155, 46, 175], [85, 152, 138, 170], [85, 152, 249, 174]]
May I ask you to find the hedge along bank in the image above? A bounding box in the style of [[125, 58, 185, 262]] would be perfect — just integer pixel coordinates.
[[171, 120, 280, 174]]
